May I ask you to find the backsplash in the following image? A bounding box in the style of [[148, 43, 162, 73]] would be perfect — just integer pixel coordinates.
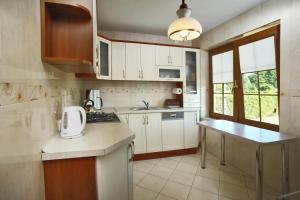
[[82, 80, 176, 107]]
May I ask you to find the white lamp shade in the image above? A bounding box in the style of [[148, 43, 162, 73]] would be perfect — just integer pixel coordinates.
[[168, 17, 202, 41]]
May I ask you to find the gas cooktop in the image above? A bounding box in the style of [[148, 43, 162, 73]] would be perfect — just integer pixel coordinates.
[[86, 112, 120, 123]]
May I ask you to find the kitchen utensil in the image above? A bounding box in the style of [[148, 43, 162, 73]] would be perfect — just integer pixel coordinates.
[[60, 106, 86, 139]]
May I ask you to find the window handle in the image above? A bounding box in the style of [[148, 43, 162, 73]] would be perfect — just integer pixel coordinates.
[[234, 80, 238, 88]]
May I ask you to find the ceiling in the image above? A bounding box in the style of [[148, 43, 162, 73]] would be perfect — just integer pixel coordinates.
[[97, 0, 267, 36]]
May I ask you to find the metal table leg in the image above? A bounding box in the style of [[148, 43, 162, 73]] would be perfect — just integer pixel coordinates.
[[281, 143, 290, 199], [256, 144, 264, 200], [201, 127, 206, 169], [220, 134, 225, 165]]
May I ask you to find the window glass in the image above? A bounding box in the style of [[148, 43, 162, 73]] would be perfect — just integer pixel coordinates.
[[244, 95, 260, 121]]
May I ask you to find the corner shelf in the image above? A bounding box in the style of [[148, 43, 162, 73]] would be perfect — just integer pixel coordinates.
[[41, 0, 94, 72]]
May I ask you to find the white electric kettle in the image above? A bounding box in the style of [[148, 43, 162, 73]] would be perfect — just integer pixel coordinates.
[[60, 106, 86, 139]]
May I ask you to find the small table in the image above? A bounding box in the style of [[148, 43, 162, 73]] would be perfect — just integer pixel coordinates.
[[198, 120, 298, 200]]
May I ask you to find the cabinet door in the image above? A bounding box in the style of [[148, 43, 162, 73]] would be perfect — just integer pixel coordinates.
[[145, 113, 162, 152], [126, 43, 141, 80], [112, 42, 126, 80], [169, 47, 183, 67], [118, 114, 129, 125], [141, 44, 156, 81], [128, 114, 146, 154], [162, 120, 184, 151], [183, 49, 201, 105], [155, 46, 170, 66], [184, 112, 199, 148], [98, 37, 111, 80]]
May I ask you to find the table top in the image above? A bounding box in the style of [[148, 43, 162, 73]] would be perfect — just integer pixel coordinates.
[[198, 120, 298, 145]]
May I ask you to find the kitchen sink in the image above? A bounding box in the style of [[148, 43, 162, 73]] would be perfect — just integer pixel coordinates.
[[130, 107, 163, 111]]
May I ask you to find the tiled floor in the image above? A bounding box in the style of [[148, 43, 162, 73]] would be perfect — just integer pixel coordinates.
[[133, 152, 277, 200]]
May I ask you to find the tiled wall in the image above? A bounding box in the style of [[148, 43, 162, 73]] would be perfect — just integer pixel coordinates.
[[194, 0, 300, 196], [82, 80, 176, 107], [0, 0, 82, 199]]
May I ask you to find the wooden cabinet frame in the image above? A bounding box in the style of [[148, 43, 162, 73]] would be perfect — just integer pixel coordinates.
[[209, 25, 280, 131]]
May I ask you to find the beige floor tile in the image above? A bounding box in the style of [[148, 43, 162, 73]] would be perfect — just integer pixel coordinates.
[[244, 175, 256, 190], [169, 170, 195, 186], [139, 174, 167, 193], [187, 188, 218, 200], [149, 165, 174, 179], [168, 156, 183, 162], [158, 158, 179, 169], [219, 164, 243, 175], [206, 153, 219, 161], [197, 167, 220, 180], [133, 170, 147, 185], [134, 185, 158, 200], [219, 181, 249, 200], [192, 175, 219, 194], [220, 171, 246, 186], [134, 161, 154, 173], [176, 162, 198, 174], [161, 181, 191, 200], [156, 194, 176, 200], [219, 195, 235, 200], [145, 158, 161, 165], [206, 159, 220, 170], [181, 155, 200, 166]]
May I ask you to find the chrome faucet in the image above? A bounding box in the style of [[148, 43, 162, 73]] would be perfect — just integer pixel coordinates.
[[142, 100, 150, 110]]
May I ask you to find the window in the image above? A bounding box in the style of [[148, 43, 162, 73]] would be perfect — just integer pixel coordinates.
[[209, 26, 280, 130], [212, 51, 234, 117]]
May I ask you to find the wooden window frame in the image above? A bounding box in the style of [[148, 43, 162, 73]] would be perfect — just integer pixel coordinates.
[[209, 25, 280, 131]]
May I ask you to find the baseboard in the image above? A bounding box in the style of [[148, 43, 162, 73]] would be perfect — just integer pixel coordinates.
[[133, 148, 198, 161]]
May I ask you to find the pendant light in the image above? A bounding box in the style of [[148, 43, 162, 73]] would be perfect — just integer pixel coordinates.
[[168, 0, 202, 41]]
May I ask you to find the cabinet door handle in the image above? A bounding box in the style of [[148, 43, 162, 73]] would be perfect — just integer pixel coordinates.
[[141, 70, 144, 79], [170, 56, 172, 64], [138, 70, 141, 79], [146, 116, 149, 125], [129, 142, 134, 161], [122, 69, 125, 79], [142, 115, 145, 125]]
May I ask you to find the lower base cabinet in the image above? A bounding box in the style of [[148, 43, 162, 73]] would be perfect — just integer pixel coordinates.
[[162, 118, 184, 151], [184, 112, 199, 148], [124, 111, 199, 156], [43, 143, 133, 200]]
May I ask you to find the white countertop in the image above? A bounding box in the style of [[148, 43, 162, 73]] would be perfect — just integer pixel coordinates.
[[114, 107, 200, 114], [198, 120, 298, 144], [42, 122, 134, 161]]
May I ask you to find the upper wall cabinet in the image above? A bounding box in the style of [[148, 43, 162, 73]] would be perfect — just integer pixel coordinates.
[[141, 44, 156, 81], [95, 37, 111, 80], [112, 42, 126, 80], [183, 49, 201, 108], [126, 43, 141, 81], [41, 0, 96, 73], [155, 46, 183, 67]]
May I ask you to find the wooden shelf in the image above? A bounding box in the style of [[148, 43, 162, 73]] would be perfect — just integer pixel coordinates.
[[41, 0, 94, 72], [75, 73, 97, 79]]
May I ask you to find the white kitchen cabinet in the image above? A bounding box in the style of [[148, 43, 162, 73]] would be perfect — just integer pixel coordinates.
[[126, 43, 141, 80], [112, 42, 126, 80], [162, 113, 184, 151], [145, 113, 162, 152], [141, 44, 156, 81], [128, 114, 146, 154], [96, 36, 111, 80], [170, 47, 183, 67], [184, 112, 199, 148], [96, 143, 133, 200], [155, 46, 170, 66], [155, 46, 183, 67], [119, 114, 129, 125], [183, 48, 201, 107]]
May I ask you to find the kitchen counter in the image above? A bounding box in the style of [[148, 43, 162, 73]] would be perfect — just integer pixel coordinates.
[[114, 107, 201, 114], [42, 122, 134, 161]]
